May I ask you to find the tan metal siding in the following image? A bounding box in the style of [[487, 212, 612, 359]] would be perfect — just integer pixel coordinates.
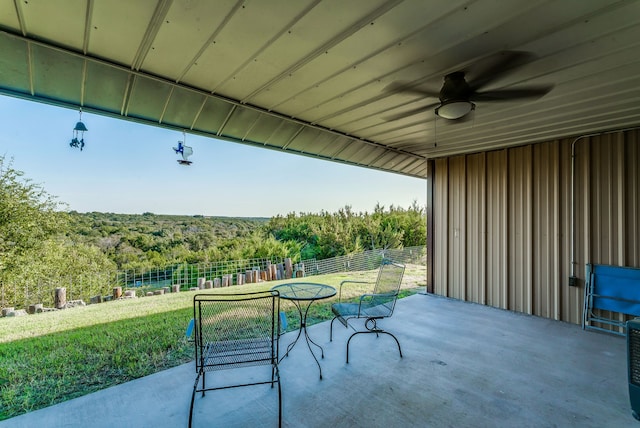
[[432, 129, 640, 325], [532, 141, 560, 319], [588, 133, 624, 265], [627, 132, 640, 265], [434, 158, 449, 296], [508, 146, 533, 315], [573, 131, 640, 328], [559, 140, 580, 322], [486, 150, 508, 309], [448, 156, 467, 301], [574, 137, 591, 288], [465, 153, 486, 304]]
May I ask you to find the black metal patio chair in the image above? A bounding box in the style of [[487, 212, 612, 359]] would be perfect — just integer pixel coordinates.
[[189, 290, 281, 428], [329, 260, 406, 363]]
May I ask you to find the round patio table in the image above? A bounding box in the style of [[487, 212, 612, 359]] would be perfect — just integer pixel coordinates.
[[272, 282, 336, 379]]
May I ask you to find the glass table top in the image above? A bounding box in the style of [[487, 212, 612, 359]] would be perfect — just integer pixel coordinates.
[[271, 282, 336, 301]]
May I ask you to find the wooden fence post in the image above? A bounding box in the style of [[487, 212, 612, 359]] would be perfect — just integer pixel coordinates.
[[266, 262, 272, 281], [54, 287, 66, 309], [28, 303, 43, 314], [284, 258, 293, 279]]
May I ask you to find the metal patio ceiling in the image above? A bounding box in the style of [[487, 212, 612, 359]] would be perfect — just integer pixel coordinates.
[[1, 0, 640, 179]]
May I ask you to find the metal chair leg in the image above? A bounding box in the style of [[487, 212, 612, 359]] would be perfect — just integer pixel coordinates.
[[384, 331, 403, 358], [277, 368, 282, 428], [345, 330, 403, 363], [188, 371, 201, 428], [330, 316, 338, 341]]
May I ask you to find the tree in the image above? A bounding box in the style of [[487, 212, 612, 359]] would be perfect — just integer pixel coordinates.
[[6, 238, 117, 307], [0, 156, 67, 279], [262, 203, 425, 260]]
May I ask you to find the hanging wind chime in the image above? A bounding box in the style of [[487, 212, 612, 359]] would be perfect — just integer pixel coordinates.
[[69, 109, 88, 151]]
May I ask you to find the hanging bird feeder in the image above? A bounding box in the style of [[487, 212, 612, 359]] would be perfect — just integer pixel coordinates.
[[173, 130, 193, 165]]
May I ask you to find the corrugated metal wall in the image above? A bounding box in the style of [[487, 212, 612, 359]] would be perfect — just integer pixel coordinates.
[[433, 129, 640, 324]]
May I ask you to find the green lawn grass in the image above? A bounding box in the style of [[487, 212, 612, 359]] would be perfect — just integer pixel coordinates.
[[0, 265, 425, 420]]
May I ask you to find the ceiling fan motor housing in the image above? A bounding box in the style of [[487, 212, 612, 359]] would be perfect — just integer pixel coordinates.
[[440, 72, 471, 103]]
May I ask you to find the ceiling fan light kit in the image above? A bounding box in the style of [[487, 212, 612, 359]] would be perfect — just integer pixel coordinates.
[[435, 100, 475, 120]]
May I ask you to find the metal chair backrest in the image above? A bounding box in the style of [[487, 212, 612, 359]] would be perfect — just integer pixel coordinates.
[[370, 260, 405, 318], [193, 290, 280, 373]]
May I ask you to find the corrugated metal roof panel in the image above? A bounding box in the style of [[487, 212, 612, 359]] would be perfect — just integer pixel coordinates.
[[0, 36, 30, 93], [0, 0, 639, 179], [126, 75, 172, 120], [32, 45, 84, 103], [220, 106, 263, 140], [83, 62, 130, 114], [192, 98, 233, 134], [160, 86, 206, 128]]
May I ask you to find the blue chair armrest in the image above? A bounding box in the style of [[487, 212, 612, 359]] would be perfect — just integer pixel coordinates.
[[185, 318, 195, 341], [279, 311, 288, 334]]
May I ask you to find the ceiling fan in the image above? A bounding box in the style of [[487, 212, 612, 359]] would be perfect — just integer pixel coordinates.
[[384, 51, 554, 121]]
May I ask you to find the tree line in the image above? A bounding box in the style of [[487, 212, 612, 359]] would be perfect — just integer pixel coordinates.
[[0, 155, 425, 307]]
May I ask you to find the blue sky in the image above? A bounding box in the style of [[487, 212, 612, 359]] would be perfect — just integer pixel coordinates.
[[0, 95, 426, 217]]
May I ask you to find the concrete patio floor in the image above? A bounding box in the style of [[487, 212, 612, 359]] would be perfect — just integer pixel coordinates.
[[0, 293, 633, 428]]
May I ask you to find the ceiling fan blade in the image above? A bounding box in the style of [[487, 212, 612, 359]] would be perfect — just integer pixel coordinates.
[[471, 85, 554, 101], [384, 81, 440, 98], [467, 51, 537, 91], [383, 102, 440, 121]]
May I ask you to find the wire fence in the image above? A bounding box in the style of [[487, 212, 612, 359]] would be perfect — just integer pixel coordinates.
[[0, 246, 426, 310], [0, 270, 116, 311], [300, 246, 426, 275], [116, 257, 285, 289]]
